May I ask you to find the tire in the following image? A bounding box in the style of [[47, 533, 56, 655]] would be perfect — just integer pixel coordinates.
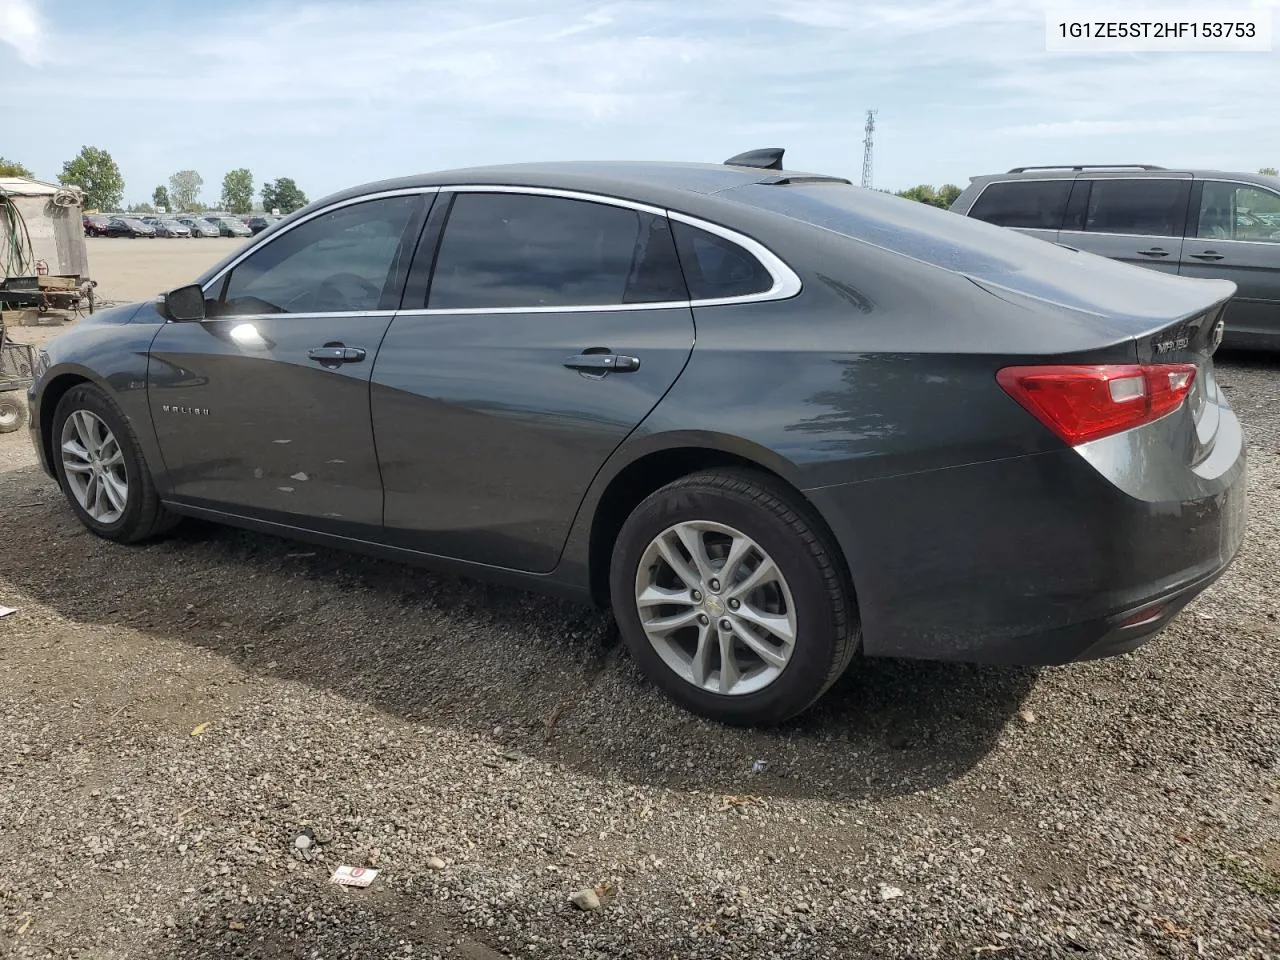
[[0, 394, 27, 433], [52, 383, 179, 543], [609, 469, 858, 726]]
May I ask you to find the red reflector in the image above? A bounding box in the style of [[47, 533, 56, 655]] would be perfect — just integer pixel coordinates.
[[1118, 605, 1165, 629], [996, 363, 1197, 445]]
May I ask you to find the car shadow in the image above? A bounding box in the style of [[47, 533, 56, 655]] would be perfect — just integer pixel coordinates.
[[0, 464, 1037, 803]]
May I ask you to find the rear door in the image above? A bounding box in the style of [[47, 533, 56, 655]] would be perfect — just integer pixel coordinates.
[[1179, 178, 1280, 346], [371, 188, 696, 573], [1058, 176, 1192, 273], [147, 191, 429, 537], [960, 177, 1072, 245]]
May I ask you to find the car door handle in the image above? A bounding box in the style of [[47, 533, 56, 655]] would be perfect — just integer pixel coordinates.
[[1189, 251, 1225, 261], [307, 346, 366, 364], [1137, 248, 1170, 257], [563, 353, 640, 373]]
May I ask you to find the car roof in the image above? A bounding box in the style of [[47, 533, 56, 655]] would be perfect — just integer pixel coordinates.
[[968, 166, 1280, 187], [311, 160, 849, 212]]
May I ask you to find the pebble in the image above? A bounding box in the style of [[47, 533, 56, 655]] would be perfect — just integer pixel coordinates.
[[427, 856, 446, 871], [569, 889, 601, 912]]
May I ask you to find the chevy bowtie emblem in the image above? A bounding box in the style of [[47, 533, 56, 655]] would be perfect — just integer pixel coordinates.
[[161, 404, 210, 416]]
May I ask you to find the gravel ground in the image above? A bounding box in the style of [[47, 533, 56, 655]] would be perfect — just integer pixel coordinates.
[[0, 278, 1276, 957]]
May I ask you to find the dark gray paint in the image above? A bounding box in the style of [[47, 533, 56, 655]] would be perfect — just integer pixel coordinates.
[[28, 161, 1247, 667], [372, 304, 695, 572]]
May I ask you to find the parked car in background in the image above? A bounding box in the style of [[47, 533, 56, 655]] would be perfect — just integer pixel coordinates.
[[205, 215, 252, 238], [82, 214, 112, 237], [152, 219, 192, 238], [28, 151, 1246, 725], [104, 217, 156, 238], [950, 165, 1280, 350], [176, 217, 223, 238], [245, 215, 279, 235]]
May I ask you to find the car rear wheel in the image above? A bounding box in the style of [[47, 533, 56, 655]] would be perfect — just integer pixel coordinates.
[[53, 383, 179, 543], [610, 470, 858, 726]]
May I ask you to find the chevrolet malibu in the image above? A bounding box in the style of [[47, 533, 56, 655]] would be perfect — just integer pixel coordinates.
[[27, 151, 1247, 726]]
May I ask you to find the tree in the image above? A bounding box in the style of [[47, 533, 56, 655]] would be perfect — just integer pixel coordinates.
[[126, 202, 156, 214], [894, 183, 963, 209], [261, 177, 308, 214], [0, 157, 34, 178], [58, 146, 124, 211], [221, 168, 254, 214], [1261, 167, 1278, 177], [935, 183, 962, 208], [168, 169, 204, 211], [153, 185, 171, 210]]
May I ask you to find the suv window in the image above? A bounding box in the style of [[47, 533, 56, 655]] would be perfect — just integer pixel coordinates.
[[216, 195, 419, 316], [967, 180, 1071, 230], [1197, 181, 1280, 243], [427, 192, 687, 310], [1080, 179, 1190, 237], [671, 221, 774, 300]]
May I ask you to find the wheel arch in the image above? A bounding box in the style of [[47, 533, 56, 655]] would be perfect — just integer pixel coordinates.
[[36, 369, 98, 474], [582, 435, 856, 612]]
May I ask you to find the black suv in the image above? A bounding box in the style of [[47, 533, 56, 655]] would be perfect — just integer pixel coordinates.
[[951, 164, 1280, 350]]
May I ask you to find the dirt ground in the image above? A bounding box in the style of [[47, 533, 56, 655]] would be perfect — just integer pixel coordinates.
[[0, 240, 1277, 959]]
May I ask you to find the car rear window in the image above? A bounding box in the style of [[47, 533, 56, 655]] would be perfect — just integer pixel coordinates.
[[671, 221, 774, 300], [966, 180, 1071, 230]]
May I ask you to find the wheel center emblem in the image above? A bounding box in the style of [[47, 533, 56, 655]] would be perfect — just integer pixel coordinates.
[[703, 595, 725, 617]]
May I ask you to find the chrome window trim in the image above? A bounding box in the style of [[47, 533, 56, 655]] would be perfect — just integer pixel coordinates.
[[444, 183, 668, 218], [192, 182, 801, 319]]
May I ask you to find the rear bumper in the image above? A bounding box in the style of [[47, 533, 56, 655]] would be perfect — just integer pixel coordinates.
[[806, 413, 1247, 666], [954, 545, 1239, 666]]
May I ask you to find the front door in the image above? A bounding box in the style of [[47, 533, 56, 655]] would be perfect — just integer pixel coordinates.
[[1180, 179, 1280, 346], [1057, 177, 1192, 274], [371, 189, 696, 573], [148, 192, 428, 536]]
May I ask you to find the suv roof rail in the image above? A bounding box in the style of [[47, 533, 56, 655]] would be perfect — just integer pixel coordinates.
[[1005, 164, 1166, 173]]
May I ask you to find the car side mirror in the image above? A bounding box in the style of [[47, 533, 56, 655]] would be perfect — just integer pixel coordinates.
[[163, 283, 206, 322]]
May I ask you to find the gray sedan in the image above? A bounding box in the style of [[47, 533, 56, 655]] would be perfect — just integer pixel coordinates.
[[25, 151, 1246, 725]]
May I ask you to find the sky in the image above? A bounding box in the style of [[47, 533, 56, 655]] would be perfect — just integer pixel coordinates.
[[2, 0, 1278, 206]]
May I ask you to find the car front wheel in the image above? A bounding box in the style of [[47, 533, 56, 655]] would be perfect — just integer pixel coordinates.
[[609, 470, 858, 726], [52, 383, 179, 543]]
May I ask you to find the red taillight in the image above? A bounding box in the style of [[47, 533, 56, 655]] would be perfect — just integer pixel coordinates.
[[996, 363, 1197, 445]]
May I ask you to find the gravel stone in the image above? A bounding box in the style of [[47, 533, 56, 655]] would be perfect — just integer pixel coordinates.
[[569, 889, 601, 912], [0, 338, 1276, 959]]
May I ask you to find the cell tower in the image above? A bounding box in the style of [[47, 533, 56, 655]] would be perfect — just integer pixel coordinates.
[[861, 108, 877, 189]]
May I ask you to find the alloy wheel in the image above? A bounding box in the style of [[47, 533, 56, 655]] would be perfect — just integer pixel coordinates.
[[634, 520, 797, 696], [60, 409, 129, 524]]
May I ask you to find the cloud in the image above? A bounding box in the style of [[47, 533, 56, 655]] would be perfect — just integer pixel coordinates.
[[998, 117, 1254, 138], [0, 0, 44, 65], [1, 0, 1277, 197]]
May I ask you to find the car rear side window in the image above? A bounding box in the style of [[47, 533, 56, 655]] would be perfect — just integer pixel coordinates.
[[967, 180, 1071, 230], [216, 195, 420, 316], [670, 221, 774, 300], [1079, 179, 1190, 237], [427, 193, 687, 310]]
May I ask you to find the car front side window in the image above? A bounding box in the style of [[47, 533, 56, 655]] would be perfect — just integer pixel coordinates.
[[1198, 182, 1280, 243], [213, 194, 421, 317]]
